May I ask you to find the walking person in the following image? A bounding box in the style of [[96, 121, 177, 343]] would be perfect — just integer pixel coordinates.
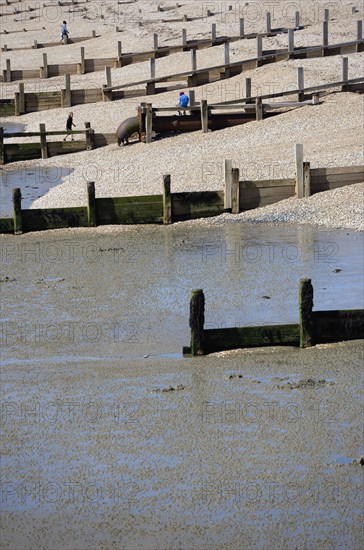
[[60, 21, 69, 44], [177, 91, 189, 115], [63, 112, 76, 141]]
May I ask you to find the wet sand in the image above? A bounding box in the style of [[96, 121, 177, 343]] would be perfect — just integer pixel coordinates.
[[1, 224, 363, 549]]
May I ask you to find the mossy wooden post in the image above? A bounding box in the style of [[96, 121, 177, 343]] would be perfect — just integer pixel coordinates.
[[162, 174, 172, 224], [0, 127, 4, 165], [87, 181, 96, 227], [85, 122, 95, 150], [255, 97, 263, 120], [295, 143, 304, 198], [39, 123, 48, 159], [200, 100, 208, 133], [19, 82, 25, 114], [145, 103, 153, 144], [13, 188, 22, 235], [239, 18, 244, 38], [299, 278, 314, 347], [190, 289, 205, 356], [231, 168, 240, 214], [224, 159, 232, 210], [303, 161, 311, 197]]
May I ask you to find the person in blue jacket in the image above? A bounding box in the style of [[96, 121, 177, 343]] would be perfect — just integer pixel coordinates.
[[178, 91, 189, 115], [60, 21, 69, 44]]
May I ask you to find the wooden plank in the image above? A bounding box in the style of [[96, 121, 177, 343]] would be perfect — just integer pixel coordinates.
[[22, 207, 88, 232], [204, 324, 300, 353], [240, 186, 295, 210], [310, 165, 364, 177], [96, 196, 163, 224], [0, 218, 14, 234], [241, 178, 296, 189], [312, 310, 364, 344], [171, 191, 224, 221]]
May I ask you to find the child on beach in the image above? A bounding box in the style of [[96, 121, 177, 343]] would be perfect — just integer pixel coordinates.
[[177, 91, 189, 115], [63, 112, 76, 141], [60, 21, 69, 44]]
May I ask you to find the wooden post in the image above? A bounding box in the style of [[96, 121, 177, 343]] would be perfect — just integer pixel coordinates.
[[200, 99, 208, 133], [117, 40, 122, 62], [255, 97, 263, 120], [39, 123, 48, 159], [299, 278, 314, 347], [191, 48, 197, 71], [266, 12, 271, 34], [295, 11, 300, 28], [3, 45, 7, 52], [92, 30, 96, 38], [5, 59, 11, 82], [211, 23, 216, 43], [324, 8, 329, 22], [297, 66, 304, 101], [288, 28, 294, 55], [357, 20, 363, 40], [145, 103, 153, 143], [13, 188, 22, 235], [85, 122, 95, 150], [42, 53, 48, 78], [19, 82, 25, 114], [231, 168, 239, 214], [239, 18, 244, 38], [303, 161, 311, 197], [183, 14, 188, 22], [182, 28, 187, 47], [257, 34, 263, 58], [86, 181, 96, 227], [105, 66, 112, 88], [342, 57, 348, 91], [150, 58, 156, 79], [224, 159, 232, 210], [153, 33, 158, 51], [162, 174, 172, 224], [64, 74, 71, 107], [224, 42, 230, 65], [116, 26, 119, 33], [295, 143, 304, 198], [33, 39, 38, 48], [323, 20, 328, 47], [14, 92, 20, 116], [312, 93, 320, 105], [0, 127, 4, 165], [189, 289, 205, 356], [245, 77, 252, 102], [189, 90, 195, 106], [79, 46, 85, 74]]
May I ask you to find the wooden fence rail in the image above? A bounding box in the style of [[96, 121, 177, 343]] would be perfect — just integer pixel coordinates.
[[1, 31, 98, 52], [0, 155, 363, 234], [184, 280, 364, 356]]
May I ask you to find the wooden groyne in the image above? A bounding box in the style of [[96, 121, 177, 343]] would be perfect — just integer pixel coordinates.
[[0, 153, 363, 234], [184, 280, 364, 356]]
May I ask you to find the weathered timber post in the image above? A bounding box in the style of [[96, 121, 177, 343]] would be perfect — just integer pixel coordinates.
[[190, 289, 205, 356], [14, 92, 20, 116], [19, 82, 25, 114], [145, 103, 153, 143], [105, 66, 112, 88], [357, 20, 363, 41], [324, 8, 329, 22], [200, 99, 208, 133], [92, 30, 96, 38], [323, 20, 328, 47], [41, 53, 48, 78], [162, 174, 172, 224], [239, 18, 245, 38], [3, 45, 7, 52], [64, 74, 71, 107], [297, 66, 304, 101], [266, 12, 271, 34], [191, 48, 197, 71], [299, 278, 314, 347], [257, 33, 263, 58], [303, 161, 311, 197], [78, 46, 85, 74], [341, 57, 348, 91], [288, 28, 294, 56], [231, 167, 240, 214], [153, 33, 158, 51], [189, 90, 195, 106], [86, 181, 96, 227], [117, 41, 122, 66], [5, 59, 11, 82], [182, 28, 187, 48], [85, 122, 95, 150], [224, 41, 230, 65], [255, 97, 263, 120], [211, 23, 217, 43], [39, 123, 48, 159], [245, 77, 252, 103], [312, 93, 320, 105], [224, 159, 232, 210], [295, 11, 300, 28], [0, 127, 4, 165], [150, 58, 156, 79], [13, 188, 22, 234], [33, 40, 38, 48], [295, 143, 304, 198], [183, 14, 188, 22]]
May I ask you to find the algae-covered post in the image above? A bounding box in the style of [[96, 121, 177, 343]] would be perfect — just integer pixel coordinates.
[[87, 181, 96, 227], [162, 174, 171, 224], [190, 289, 205, 356], [299, 278, 314, 347], [13, 188, 22, 235]]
